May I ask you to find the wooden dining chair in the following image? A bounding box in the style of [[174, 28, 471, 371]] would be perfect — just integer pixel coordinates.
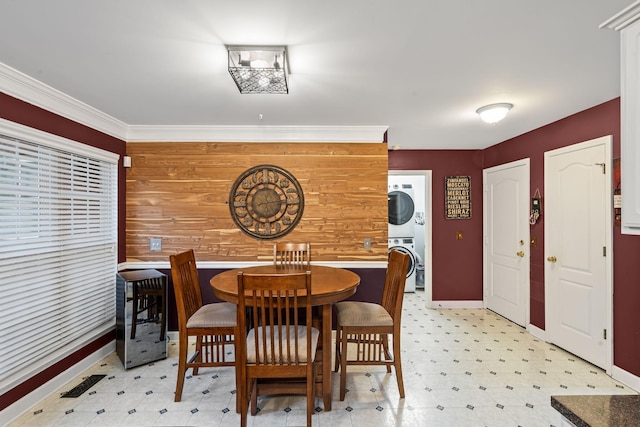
[[333, 249, 410, 400], [236, 270, 318, 427], [169, 249, 237, 403], [273, 242, 310, 268]]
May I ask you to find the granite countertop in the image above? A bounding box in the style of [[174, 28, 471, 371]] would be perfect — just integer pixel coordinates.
[[551, 394, 640, 427]]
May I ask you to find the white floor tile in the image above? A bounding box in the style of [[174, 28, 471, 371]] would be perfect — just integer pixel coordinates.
[[7, 291, 637, 427]]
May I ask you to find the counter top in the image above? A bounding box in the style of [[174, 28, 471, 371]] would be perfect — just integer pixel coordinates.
[[551, 394, 640, 427]]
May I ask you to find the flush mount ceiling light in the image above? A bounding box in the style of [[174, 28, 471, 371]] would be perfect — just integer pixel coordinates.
[[227, 45, 289, 94], [476, 103, 513, 124]]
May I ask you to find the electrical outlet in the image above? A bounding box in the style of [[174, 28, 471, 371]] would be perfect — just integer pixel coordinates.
[[150, 237, 162, 251], [363, 237, 372, 250]]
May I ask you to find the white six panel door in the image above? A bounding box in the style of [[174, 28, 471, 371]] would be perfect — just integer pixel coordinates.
[[544, 136, 612, 370], [483, 159, 530, 327]]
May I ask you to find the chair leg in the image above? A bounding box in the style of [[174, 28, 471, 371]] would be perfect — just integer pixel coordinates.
[[130, 295, 138, 340], [193, 336, 202, 376], [235, 359, 241, 414], [393, 333, 405, 398], [339, 328, 348, 401], [307, 369, 314, 426], [250, 379, 258, 416], [146, 295, 153, 319], [334, 325, 341, 372], [174, 333, 188, 402], [381, 333, 392, 373], [239, 375, 249, 427], [158, 295, 166, 341]]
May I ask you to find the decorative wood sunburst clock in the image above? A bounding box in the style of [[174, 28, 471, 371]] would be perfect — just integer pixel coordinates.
[[229, 164, 304, 240]]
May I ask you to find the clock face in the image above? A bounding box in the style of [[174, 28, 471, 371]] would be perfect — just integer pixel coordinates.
[[229, 165, 304, 239]]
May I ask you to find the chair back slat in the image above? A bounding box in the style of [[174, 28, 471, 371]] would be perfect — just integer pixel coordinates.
[[381, 250, 410, 321], [169, 249, 204, 327], [273, 242, 311, 268]]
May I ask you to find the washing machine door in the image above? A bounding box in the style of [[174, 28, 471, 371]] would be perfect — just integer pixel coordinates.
[[388, 191, 415, 226], [388, 246, 416, 278]]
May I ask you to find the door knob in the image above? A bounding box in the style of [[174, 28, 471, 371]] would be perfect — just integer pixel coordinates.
[[547, 256, 557, 263], [516, 251, 525, 257]]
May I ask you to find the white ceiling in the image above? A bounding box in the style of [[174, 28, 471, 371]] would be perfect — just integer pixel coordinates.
[[0, 0, 632, 149]]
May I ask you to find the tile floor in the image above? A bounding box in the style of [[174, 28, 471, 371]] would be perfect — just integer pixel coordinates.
[[8, 291, 637, 426]]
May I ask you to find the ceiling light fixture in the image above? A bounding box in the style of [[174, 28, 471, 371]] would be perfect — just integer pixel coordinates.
[[227, 45, 289, 94], [476, 103, 513, 124]]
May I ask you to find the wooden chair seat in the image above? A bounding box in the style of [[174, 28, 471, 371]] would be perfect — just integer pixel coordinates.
[[246, 325, 319, 363], [186, 303, 236, 328], [334, 301, 393, 326]]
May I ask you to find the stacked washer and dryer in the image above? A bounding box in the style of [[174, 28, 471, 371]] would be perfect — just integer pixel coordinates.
[[388, 182, 418, 292]]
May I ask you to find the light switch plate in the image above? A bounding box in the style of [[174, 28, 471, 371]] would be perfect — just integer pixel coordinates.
[[363, 237, 372, 250], [150, 237, 162, 251]]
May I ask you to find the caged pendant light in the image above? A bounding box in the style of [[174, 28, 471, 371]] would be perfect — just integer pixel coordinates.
[[227, 45, 289, 94]]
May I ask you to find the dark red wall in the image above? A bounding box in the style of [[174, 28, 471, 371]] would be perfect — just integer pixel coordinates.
[[389, 150, 484, 300], [390, 98, 640, 378], [483, 99, 621, 329], [0, 93, 127, 262], [486, 98, 640, 377]]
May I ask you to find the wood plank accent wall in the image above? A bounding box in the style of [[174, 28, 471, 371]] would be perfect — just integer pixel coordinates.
[[125, 142, 388, 262]]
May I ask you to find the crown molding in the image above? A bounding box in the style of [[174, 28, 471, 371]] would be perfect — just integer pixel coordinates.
[[0, 62, 128, 140], [600, 1, 640, 31], [0, 61, 388, 143], [126, 124, 388, 143]]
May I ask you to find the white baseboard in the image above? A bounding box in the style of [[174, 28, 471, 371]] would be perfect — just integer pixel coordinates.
[[167, 331, 179, 343], [2, 341, 115, 425], [611, 365, 640, 392], [527, 323, 547, 341], [428, 300, 484, 309]]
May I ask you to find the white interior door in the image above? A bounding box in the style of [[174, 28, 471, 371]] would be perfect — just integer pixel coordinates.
[[483, 159, 530, 327], [544, 136, 612, 370]]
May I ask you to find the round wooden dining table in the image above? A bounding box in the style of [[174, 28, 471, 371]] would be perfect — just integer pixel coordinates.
[[210, 264, 360, 411]]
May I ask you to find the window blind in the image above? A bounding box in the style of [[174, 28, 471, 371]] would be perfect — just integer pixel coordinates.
[[0, 125, 118, 391]]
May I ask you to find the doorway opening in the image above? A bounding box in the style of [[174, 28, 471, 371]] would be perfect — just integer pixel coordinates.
[[388, 170, 432, 305]]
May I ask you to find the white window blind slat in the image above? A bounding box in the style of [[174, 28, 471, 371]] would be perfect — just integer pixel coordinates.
[[4, 320, 62, 347], [3, 306, 61, 332], [0, 129, 117, 389]]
